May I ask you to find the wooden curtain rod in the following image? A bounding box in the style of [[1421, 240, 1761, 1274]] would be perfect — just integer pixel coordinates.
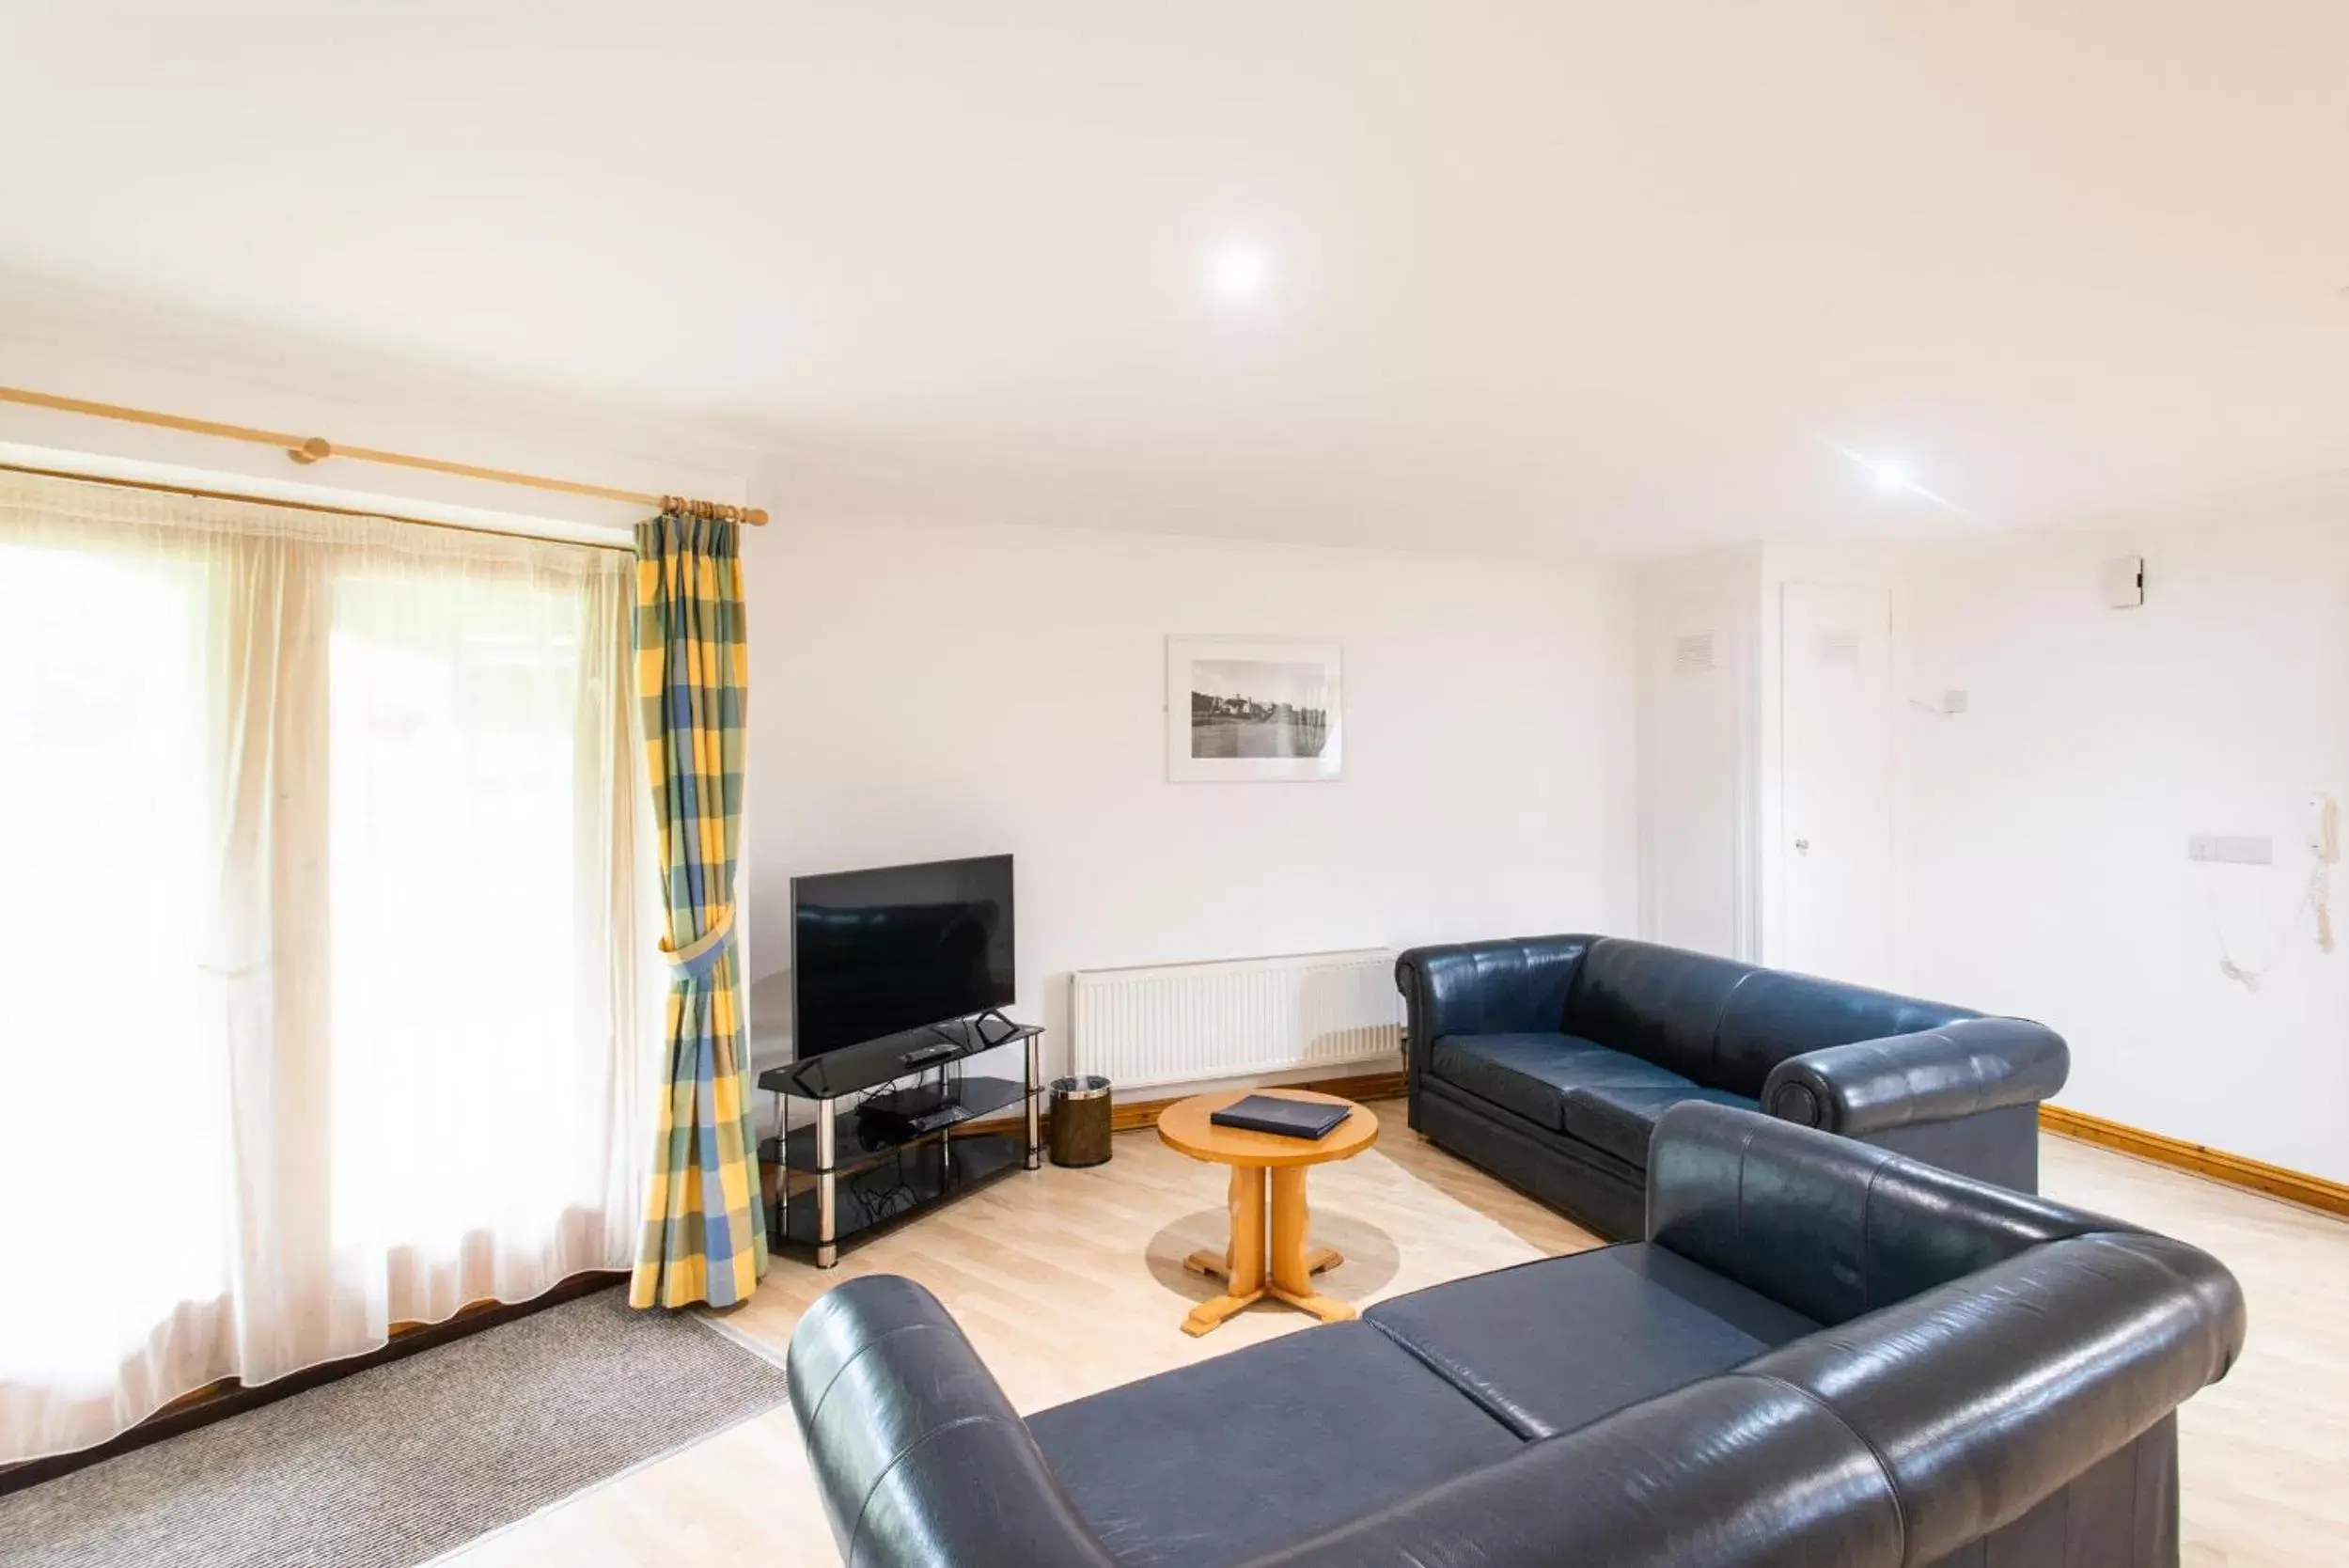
[[0, 460, 635, 552], [0, 384, 768, 525]]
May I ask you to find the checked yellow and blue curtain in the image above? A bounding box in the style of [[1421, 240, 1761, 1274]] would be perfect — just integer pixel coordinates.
[[629, 510, 766, 1309]]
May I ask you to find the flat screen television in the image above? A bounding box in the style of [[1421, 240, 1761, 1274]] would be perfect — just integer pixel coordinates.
[[790, 854, 1015, 1058]]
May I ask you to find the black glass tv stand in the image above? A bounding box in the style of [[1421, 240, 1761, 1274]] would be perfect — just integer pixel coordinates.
[[757, 1016, 1044, 1268]]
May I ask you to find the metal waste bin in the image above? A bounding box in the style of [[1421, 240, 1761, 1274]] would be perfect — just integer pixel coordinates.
[[1048, 1074, 1113, 1168]]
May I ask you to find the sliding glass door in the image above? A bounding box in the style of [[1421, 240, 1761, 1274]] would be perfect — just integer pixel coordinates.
[[0, 472, 655, 1465], [326, 563, 653, 1321], [0, 541, 234, 1450]]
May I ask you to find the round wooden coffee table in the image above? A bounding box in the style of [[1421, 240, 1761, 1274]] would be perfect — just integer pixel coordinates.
[[1156, 1089, 1379, 1337]]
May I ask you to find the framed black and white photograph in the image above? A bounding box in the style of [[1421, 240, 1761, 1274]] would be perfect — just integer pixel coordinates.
[[1166, 635, 1343, 782]]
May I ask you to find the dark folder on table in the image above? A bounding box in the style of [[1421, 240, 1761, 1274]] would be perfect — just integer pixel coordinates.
[[1209, 1093, 1353, 1140]]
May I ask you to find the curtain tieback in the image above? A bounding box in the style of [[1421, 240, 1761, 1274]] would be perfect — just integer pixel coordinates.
[[661, 906, 736, 983]]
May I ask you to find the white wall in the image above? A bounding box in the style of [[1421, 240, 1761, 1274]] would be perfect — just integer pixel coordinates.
[[1902, 511, 2349, 1183], [737, 508, 1640, 1088]]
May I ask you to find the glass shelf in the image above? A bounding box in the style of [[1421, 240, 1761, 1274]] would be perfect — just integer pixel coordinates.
[[766, 1074, 1036, 1176], [772, 1132, 1026, 1251]]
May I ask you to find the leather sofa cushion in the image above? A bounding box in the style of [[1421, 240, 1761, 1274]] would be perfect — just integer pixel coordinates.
[[1560, 1083, 1757, 1169], [1560, 937, 1756, 1084], [1364, 1244, 1821, 1439], [1428, 1033, 1689, 1133], [1026, 1321, 1520, 1568]]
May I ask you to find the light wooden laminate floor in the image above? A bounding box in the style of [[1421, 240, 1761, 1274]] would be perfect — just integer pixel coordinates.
[[443, 1106, 2346, 1568]]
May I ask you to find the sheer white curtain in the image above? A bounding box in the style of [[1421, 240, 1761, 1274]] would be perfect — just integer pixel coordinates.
[[0, 471, 657, 1464]]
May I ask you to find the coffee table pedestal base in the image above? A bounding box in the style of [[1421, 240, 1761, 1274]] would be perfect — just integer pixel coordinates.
[[1180, 1166, 1353, 1337]]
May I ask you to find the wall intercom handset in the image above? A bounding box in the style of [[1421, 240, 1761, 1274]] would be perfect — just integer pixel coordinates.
[[2306, 792, 2338, 860]]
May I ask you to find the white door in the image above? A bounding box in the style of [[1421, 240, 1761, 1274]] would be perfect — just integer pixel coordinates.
[[1778, 581, 1892, 983], [1644, 594, 1747, 959]]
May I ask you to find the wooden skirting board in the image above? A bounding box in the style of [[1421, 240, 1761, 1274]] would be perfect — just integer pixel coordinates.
[[957, 1069, 1410, 1142], [2040, 1103, 2349, 1221], [1103, 1069, 1409, 1132], [869, 1077, 2349, 1226], [1006, 1081, 2349, 1223]]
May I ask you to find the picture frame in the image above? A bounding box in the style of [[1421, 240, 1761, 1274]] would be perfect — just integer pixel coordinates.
[[1166, 635, 1344, 783]]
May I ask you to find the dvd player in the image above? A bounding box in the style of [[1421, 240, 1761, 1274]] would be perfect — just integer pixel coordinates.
[[856, 1083, 965, 1143]]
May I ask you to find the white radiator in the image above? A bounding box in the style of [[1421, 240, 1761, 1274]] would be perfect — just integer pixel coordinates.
[[1069, 949, 1403, 1090]]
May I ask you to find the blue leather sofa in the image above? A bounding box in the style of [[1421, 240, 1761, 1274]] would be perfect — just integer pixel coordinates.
[[1396, 934, 2070, 1238], [788, 1105, 2243, 1568]]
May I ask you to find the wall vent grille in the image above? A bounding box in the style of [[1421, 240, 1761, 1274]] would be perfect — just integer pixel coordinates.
[[1820, 630, 1862, 667], [1672, 632, 1715, 674]]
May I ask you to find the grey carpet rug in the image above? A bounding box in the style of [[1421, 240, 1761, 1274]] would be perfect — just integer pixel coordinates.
[[0, 1287, 793, 1568]]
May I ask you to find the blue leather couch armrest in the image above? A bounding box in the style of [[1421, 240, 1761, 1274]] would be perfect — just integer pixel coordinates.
[[1647, 1102, 2126, 1325], [1744, 1230, 2245, 1566], [1394, 936, 1592, 1077], [1760, 1016, 2069, 1138], [788, 1276, 1116, 1568]]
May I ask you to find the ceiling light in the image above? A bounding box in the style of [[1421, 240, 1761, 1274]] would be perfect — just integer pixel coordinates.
[[1204, 242, 1272, 304], [1812, 435, 1981, 523]]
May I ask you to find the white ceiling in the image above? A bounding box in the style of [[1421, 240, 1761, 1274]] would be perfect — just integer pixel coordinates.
[[3, 2, 2346, 558]]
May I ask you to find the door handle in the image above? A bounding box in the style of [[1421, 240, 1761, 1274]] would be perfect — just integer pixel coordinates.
[[1793, 839, 1810, 854]]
